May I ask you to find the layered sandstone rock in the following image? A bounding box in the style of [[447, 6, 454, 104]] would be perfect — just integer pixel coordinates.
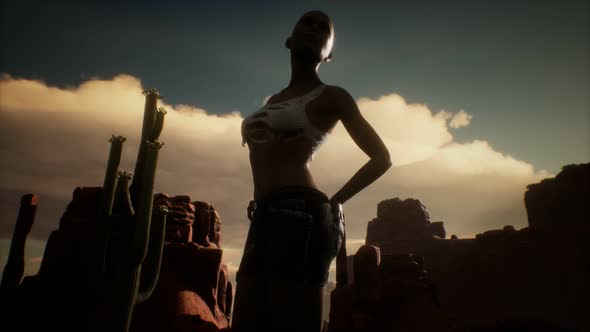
[[155, 194, 195, 243], [132, 194, 232, 332]]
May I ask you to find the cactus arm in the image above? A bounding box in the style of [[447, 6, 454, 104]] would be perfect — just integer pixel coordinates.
[[95, 136, 125, 281], [112, 171, 135, 217], [151, 107, 166, 140], [102, 135, 126, 216], [106, 266, 141, 332], [130, 140, 163, 266], [0, 194, 37, 290], [130, 89, 162, 203], [136, 205, 168, 304], [141, 89, 160, 141]]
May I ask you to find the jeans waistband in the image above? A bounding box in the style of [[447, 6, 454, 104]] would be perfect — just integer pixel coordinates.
[[257, 185, 329, 203], [248, 186, 330, 221]]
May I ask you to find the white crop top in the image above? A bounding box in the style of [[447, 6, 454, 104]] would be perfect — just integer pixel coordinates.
[[241, 84, 329, 156]]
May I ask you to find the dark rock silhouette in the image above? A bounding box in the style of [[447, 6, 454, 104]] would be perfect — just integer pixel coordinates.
[[329, 245, 449, 332], [525, 163, 590, 230], [0, 194, 37, 291], [334, 163, 589, 332], [2, 149, 587, 332], [1, 187, 103, 331], [368, 198, 447, 246], [0, 189, 233, 332]]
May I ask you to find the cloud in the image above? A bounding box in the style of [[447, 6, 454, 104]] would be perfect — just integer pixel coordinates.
[[352, 94, 454, 166], [0, 74, 551, 285], [449, 110, 472, 128]]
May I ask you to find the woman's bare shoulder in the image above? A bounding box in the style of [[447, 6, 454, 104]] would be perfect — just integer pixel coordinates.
[[324, 85, 354, 100], [324, 85, 360, 119]]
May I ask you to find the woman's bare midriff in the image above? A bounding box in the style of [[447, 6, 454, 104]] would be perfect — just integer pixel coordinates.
[[248, 137, 319, 200]]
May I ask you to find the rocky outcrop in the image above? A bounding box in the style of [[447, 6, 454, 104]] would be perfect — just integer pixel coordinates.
[[0, 188, 233, 332], [328, 245, 449, 332], [366, 198, 447, 255], [356, 164, 590, 331], [132, 194, 232, 331], [156, 194, 195, 243], [525, 163, 590, 230], [0, 194, 38, 291], [0, 187, 104, 331]]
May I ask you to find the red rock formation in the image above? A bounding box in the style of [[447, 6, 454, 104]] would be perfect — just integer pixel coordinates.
[[131, 242, 230, 331], [155, 193, 195, 243], [192, 200, 222, 248], [132, 194, 232, 332], [0, 188, 233, 332]]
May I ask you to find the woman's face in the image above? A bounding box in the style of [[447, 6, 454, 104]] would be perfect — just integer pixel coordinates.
[[289, 11, 334, 62]]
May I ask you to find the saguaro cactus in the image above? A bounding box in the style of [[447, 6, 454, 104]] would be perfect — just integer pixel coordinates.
[[96, 89, 169, 332], [129, 89, 165, 207], [102, 136, 127, 216], [112, 171, 135, 217]]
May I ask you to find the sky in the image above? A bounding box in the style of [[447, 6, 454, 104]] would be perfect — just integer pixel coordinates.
[[0, 0, 588, 283]]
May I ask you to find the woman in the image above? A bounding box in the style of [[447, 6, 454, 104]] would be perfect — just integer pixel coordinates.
[[232, 10, 391, 331]]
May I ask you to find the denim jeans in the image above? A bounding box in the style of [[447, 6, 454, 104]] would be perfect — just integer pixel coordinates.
[[232, 186, 344, 331], [237, 186, 343, 287]]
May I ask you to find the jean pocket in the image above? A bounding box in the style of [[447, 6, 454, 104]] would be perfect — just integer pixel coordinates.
[[265, 207, 314, 281]]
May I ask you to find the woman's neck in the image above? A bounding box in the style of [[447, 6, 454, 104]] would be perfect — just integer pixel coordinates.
[[288, 54, 322, 89]]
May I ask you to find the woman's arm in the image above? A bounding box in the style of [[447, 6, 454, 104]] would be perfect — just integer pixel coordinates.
[[328, 87, 392, 205]]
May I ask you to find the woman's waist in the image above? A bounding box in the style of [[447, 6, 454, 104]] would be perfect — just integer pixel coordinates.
[[252, 168, 317, 196], [249, 185, 330, 220], [255, 185, 328, 203]]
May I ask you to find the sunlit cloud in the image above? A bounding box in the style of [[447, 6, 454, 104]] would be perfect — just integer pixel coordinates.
[[449, 110, 472, 128], [0, 74, 551, 285]]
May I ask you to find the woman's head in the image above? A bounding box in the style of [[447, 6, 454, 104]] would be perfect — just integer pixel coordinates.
[[286, 10, 334, 63]]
